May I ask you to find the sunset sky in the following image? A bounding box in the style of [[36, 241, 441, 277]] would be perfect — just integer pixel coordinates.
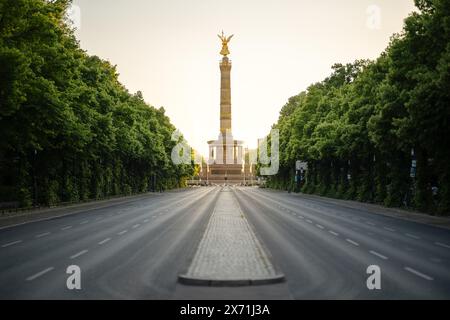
[[73, 0, 416, 157]]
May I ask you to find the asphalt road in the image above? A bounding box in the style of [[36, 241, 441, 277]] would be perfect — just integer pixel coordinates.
[[0, 186, 449, 299]]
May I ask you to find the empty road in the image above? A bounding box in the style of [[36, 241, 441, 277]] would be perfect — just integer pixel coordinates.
[[0, 186, 449, 299]]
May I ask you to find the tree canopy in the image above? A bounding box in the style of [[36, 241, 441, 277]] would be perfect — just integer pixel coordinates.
[[0, 0, 193, 207], [265, 0, 450, 215]]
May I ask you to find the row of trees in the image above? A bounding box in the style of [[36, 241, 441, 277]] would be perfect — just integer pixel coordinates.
[[0, 0, 193, 207], [265, 0, 450, 215]]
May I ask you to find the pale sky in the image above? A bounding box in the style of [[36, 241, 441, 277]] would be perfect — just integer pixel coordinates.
[[73, 0, 416, 157]]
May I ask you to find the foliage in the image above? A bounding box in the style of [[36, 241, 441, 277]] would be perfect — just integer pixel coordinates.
[[0, 0, 193, 207], [266, 0, 450, 215]]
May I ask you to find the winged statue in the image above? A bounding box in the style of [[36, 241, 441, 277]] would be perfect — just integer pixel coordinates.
[[217, 31, 234, 56]]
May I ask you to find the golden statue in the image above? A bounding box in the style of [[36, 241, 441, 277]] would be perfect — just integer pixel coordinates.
[[218, 31, 233, 56]]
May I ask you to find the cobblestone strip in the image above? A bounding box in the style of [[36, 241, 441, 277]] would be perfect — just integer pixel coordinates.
[[179, 187, 284, 286]]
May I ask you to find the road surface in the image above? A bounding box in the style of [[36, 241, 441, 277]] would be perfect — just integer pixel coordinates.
[[0, 186, 449, 299]]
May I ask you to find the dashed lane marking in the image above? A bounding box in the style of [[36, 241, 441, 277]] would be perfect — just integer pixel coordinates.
[[1, 240, 22, 248], [404, 267, 434, 281], [435, 242, 450, 249], [369, 250, 388, 260], [70, 250, 88, 259], [346, 239, 359, 246], [26, 267, 54, 281], [35, 232, 50, 238], [98, 238, 111, 245]]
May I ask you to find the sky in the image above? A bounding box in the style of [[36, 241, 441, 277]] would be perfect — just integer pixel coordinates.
[[72, 0, 416, 157]]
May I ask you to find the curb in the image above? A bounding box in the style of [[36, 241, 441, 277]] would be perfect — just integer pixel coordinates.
[[177, 274, 285, 287]]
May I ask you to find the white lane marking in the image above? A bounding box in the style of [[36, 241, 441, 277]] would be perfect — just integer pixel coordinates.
[[316, 224, 324, 229], [132, 224, 141, 229], [26, 267, 54, 281], [329, 231, 339, 236], [404, 267, 434, 281], [435, 242, 450, 249], [383, 227, 396, 232], [370, 250, 388, 260], [143, 219, 149, 223], [117, 230, 127, 235], [98, 238, 111, 245], [306, 219, 313, 224], [70, 250, 88, 259], [366, 222, 375, 226], [405, 233, 420, 240], [346, 239, 359, 246], [35, 232, 51, 238], [1, 240, 23, 248], [61, 226, 72, 230], [298, 216, 304, 219], [80, 220, 89, 225]]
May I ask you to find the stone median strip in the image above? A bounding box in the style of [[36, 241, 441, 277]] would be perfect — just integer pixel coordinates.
[[179, 187, 284, 286]]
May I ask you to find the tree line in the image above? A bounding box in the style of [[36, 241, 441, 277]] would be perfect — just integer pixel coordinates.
[[0, 0, 193, 208], [265, 0, 450, 215]]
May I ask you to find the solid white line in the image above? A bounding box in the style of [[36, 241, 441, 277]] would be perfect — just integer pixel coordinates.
[[117, 230, 127, 235], [405, 233, 420, 240], [132, 224, 140, 229], [370, 250, 388, 260], [435, 242, 450, 249], [61, 226, 72, 230], [1, 240, 23, 248], [70, 250, 88, 259], [35, 232, 50, 238], [26, 267, 54, 281], [329, 231, 339, 236], [98, 238, 111, 245], [346, 239, 359, 246], [316, 224, 324, 229], [384, 227, 396, 232], [404, 267, 434, 281]]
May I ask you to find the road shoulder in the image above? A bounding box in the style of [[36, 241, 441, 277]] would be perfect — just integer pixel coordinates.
[[265, 189, 450, 230]]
